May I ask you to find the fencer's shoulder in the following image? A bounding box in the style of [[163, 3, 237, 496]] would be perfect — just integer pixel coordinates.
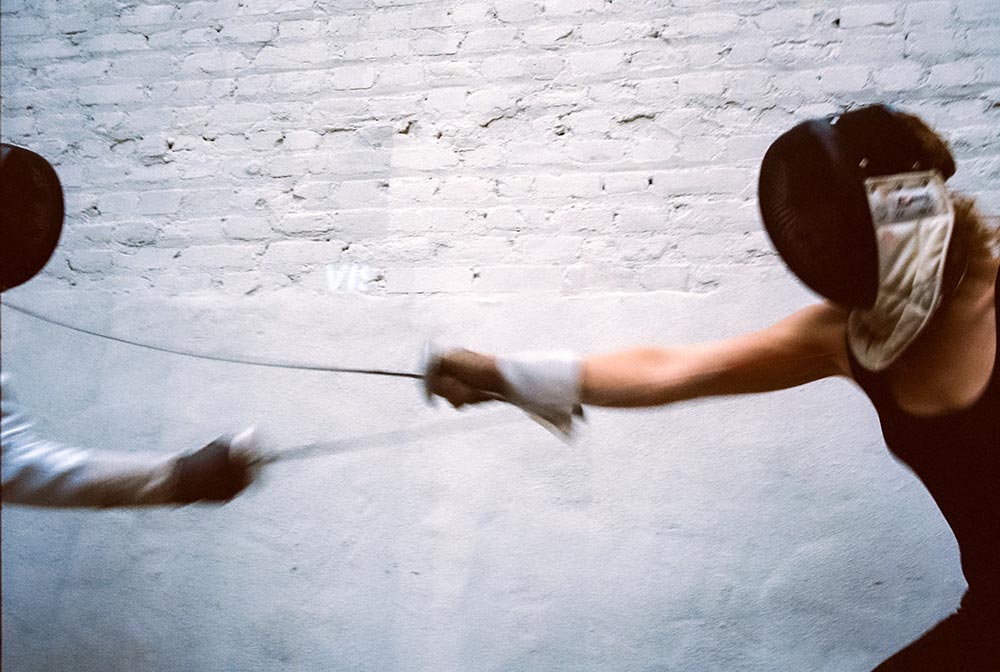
[[770, 302, 851, 376], [754, 302, 848, 352], [812, 301, 850, 325], [0, 373, 27, 427], [0, 374, 30, 416], [778, 302, 849, 334]]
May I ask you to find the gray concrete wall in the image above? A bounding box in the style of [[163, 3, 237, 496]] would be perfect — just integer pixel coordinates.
[[2, 1, 997, 670]]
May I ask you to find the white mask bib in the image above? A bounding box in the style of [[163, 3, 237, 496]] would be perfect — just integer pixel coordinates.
[[847, 170, 955, 371]]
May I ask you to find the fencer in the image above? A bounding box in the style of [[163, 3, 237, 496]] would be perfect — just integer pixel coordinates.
[[425, 105, 999, 670], [1, 143, 258, 506]]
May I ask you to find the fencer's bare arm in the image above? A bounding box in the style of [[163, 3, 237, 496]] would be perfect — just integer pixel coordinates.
[[428, 304, 850, 410], [580, 303, 850, 407]]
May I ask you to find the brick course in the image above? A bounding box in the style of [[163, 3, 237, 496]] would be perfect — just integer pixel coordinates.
[[2, 0, 997, 297]]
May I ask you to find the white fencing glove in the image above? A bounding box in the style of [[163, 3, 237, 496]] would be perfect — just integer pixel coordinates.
[[495, 351, 585, 438], [424, 346, 585, 439]]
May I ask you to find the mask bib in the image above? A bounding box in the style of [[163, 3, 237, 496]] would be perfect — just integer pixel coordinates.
[[847, 170, 955, 371]]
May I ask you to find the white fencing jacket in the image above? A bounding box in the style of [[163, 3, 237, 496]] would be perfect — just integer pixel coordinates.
[[1, 374, 176, 506]]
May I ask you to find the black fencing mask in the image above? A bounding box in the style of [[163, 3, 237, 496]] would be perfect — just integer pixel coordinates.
[[1, 144, 65, 291]]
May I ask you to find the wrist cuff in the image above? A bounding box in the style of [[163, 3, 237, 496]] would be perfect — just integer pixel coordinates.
[[496, 350, 583, 438]]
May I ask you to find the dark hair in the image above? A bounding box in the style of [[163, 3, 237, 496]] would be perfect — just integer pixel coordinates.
[[952, 193, 999, 259], [893, 110, 998, 257]]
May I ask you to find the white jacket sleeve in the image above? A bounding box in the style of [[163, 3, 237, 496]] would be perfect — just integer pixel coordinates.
[[1, 375, 176, 507]]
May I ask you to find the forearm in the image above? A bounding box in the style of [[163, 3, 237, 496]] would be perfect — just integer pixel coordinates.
[[581, 346, 727, 407], [2, 419, 176, 507], [582, 339, 842, 408], [1, 375, 257, 506]]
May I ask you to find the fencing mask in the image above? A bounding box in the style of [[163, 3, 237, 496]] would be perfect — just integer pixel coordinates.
[[1, 144, 65, 292], [757, 104, 960, 371]]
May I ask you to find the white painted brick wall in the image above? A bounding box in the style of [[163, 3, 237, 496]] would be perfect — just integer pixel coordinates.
[[2, 0, 996, 298]]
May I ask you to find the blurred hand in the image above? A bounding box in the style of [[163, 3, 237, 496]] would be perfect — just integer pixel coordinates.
[[425, 349, 506, 408], [172, 427, 261, 503]]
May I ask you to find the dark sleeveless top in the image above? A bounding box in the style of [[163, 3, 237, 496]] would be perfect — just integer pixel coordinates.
[[847, 269, 1000, 601]]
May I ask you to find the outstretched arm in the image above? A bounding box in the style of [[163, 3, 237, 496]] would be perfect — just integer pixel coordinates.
[[428, 303, 851, 410], [1, 376, 258, 507]]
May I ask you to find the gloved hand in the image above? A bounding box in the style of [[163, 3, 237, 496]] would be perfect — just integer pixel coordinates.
[[424, 346, 585, 438], [172, 427, 260, 503], [424, 348, 506, 408]]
